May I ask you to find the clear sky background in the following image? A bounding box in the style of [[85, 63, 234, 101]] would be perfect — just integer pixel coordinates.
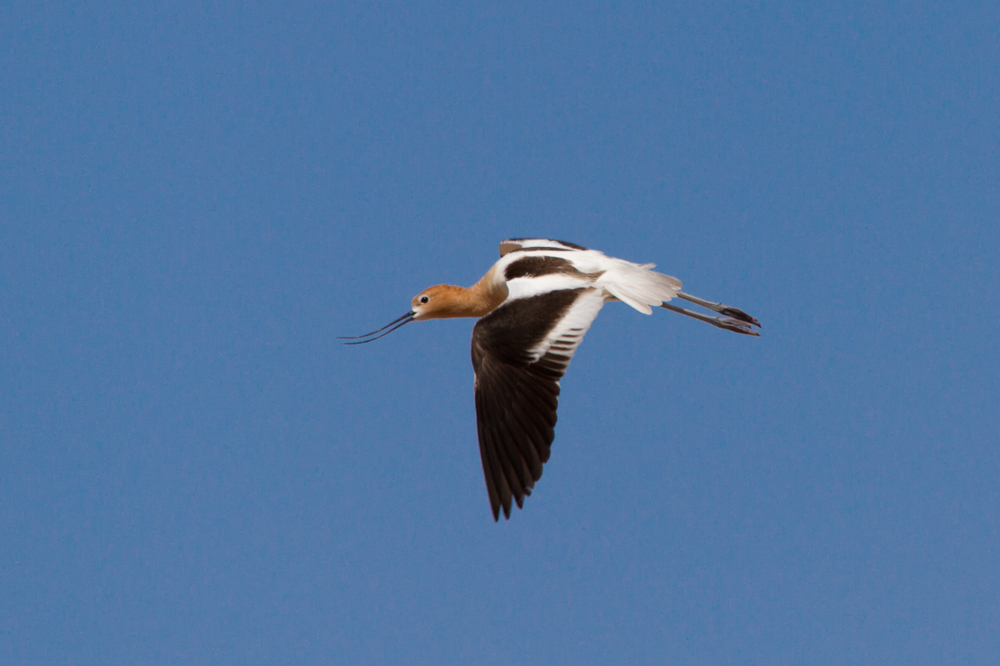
[[2, 1, 998, 664]]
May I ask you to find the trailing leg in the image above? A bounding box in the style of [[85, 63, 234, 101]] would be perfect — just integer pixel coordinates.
[[660, 302, 760, 336], [676, 291, 761, 329]]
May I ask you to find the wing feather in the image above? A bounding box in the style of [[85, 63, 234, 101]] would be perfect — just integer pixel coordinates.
[[499, 238, 590, 257], [471, 288, 605, 520]]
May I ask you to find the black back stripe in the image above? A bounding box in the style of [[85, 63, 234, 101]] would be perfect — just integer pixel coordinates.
[[505, 238, 589, 252], [504, 256, 605, 282], [501, 246, 574, 255], [505, 256, 582, 281], [551, 239, 588, 251]]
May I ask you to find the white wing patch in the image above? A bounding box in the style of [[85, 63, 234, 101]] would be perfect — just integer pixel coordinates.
[[494, 238, 683, 316], [505, 273, 593, 303], [526, 288, 606, 365]]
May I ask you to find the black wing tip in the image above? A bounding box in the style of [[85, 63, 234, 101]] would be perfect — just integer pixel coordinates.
[[491, 486, 537, 521], [492, 505, 513, 522]]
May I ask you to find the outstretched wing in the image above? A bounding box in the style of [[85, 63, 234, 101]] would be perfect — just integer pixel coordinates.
[[498, 238, 590, 257], [470, 287, 605, 520]]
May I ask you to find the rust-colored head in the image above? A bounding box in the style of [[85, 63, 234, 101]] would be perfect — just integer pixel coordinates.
[[411, 284, 468, 320], [339, 283, 485, 345], [340, 269, 508, 344]]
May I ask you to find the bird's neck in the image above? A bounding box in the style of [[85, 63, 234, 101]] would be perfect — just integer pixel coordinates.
[[462, 265, 509, 317]]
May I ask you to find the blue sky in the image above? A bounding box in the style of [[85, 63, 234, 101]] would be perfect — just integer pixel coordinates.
[[2, 1, 998, 664]]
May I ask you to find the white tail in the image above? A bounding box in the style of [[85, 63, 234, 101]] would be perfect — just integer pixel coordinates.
[[599, 262, 683, 315]]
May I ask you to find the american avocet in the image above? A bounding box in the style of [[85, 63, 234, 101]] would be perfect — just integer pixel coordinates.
[[342, 239, 760, 521]]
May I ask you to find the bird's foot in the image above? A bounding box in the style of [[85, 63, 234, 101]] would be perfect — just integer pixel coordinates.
[[713, 317, 761, 336], [677, 292, 761, 329], [716, 306, 760, 329]]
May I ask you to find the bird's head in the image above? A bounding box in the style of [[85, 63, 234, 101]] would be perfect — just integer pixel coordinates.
[[411, 284, 466, 320]]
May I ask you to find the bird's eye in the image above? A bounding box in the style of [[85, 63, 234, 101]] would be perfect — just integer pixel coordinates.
[[420, 295, 429, 304]]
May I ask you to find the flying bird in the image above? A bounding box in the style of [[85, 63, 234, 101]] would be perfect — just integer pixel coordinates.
[[342, 238, 760, 520]]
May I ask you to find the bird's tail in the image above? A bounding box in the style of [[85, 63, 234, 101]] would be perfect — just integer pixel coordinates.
[[601, 263, 682, 315]]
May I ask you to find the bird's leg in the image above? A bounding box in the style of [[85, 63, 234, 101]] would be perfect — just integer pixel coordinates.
[[660, 303, 760, 336], [676, 292, 760, 329]]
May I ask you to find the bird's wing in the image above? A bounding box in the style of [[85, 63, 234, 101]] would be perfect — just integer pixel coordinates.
[[470, 287, 605, 520], [498, 238, 590, 257]]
